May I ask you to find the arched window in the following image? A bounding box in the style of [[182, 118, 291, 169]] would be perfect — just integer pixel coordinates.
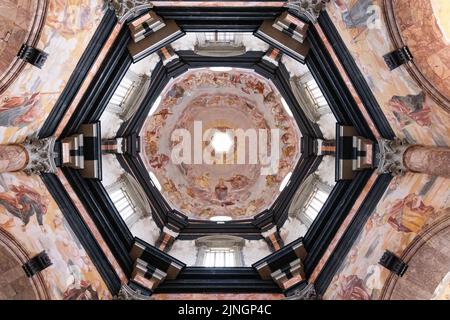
[[107, 173, 151, 228], [290, 71, 332, 122], [106, 70, 150, 120], [301, 183, 330, 226], [194, 32, 245, 57], [195, 236, 245, 267], [289, 174, 332, 228]]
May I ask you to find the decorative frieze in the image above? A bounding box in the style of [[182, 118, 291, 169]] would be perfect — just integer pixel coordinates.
[[336, 124, 375, 180], [315, 139, 336, 156], [155, 226, 179, 252], [253, 238, 307, 291], [261, 225, 284, 251], [129, 238, 185, 291], [262, 47, 283, 66]]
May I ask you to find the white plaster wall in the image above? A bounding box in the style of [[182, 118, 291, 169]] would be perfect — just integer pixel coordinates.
[[242, 239, 272, 266], [100, 110, 123, 139], [130, 216, 161, 246], [129, 52, 160, 76], [316, 155, 336, 187], [281, 55, 309, 77], [280, 217, 309, 246], [242, 33, 270, 52], [168, 239, 198, 266], [171, 32, 197, 51], [101, 154, 125, 187], [317, 112, 336, 140]]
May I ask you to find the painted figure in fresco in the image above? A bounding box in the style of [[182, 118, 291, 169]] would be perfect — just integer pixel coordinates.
[[63, 260, 100, 300], [266, 175, 281, 187], [149, 153, 169, 169], [282, 145, 296, 157], [0, 185, 48, 231], [264, 91, 277, 105], [226, 174, 250, 190], [388, 92, 432, 127], [193, 173, 210, 190], [215, 178, 228, 200], [386, 193, 435, 233], [272, 104, 288, 123], [281, 132, 295, 145], [153, 108, 172, 120], [334, 0, 375, 29], [246, 198, 265, 215], [63, 279, 100, 300], [332, 274, 371, 300], [0, 93, 44, 127]]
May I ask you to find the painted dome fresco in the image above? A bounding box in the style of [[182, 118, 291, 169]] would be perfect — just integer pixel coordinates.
[[141, 68, 302, 220]]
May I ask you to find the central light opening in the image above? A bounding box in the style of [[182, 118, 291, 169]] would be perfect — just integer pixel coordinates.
[[209, 67, 233, 72], [211, 131, 233, 153], [210, 215, 233, 222]]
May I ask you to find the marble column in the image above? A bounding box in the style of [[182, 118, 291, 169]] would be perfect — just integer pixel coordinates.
[[377, 138, 450, 178], [403, 145, 450, 178], [0, 144, 28, 173]]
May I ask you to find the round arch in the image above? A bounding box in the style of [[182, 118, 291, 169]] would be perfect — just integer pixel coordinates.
[[0, 227, 50, 300], [380, 214, 450, 300], [0, 0, 48, 95]]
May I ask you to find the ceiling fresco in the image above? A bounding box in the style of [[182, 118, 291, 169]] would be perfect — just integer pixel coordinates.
[[141, 68, 302, 220]]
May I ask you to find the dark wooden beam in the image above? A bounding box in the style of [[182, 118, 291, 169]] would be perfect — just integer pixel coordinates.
[[39, 9, 117, 138], [41, 173, 122, 295], [313, 173, 392, 295]]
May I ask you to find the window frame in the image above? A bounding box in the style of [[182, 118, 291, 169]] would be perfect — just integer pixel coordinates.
[[106, 173, 152, 227], [290, 71, 332, 122], [106, 70, 151, 120], [194, 32, 246, 57], [288, 174, 332, 228], [195, 236, 245, 267]]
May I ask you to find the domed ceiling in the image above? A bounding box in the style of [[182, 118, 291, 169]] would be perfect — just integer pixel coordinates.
[[140, 68, 302, 220]]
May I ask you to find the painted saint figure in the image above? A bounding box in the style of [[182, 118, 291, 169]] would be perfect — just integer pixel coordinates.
[[215, 178, 228, 200], [0, 93, 44, 127], [0, 185, 48, 231]]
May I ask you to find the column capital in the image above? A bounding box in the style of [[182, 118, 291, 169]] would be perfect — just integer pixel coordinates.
[[22, 136, 57, 175], [107, 0, 153, 23], [376, 138, 410, 176], [284, 283, 320, 300], [285, 0, 330, 23], [114, 284, 153, 300]]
